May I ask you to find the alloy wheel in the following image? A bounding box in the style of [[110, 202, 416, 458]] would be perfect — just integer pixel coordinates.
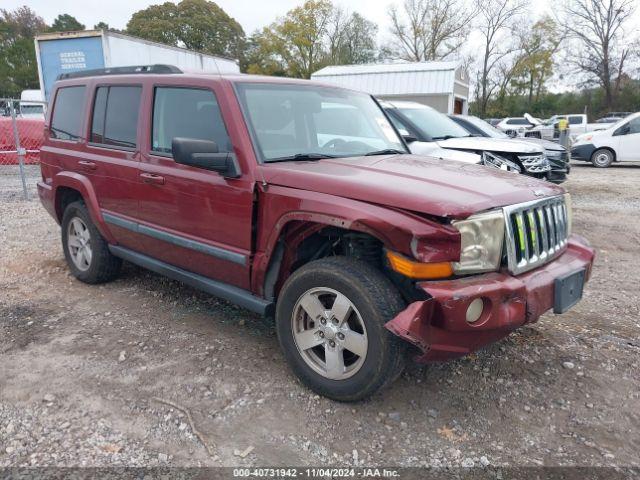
[[67, 217, 92, 271], [291, 287, 368, 380]]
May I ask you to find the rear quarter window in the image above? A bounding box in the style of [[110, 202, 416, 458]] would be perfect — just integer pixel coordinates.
[[50, 86, 86, 141]]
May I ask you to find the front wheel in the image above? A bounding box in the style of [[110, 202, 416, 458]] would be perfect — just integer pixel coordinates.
[[275, 257, 406, 402], [61, 201, 122, 284], [591, 148, 614, 168]]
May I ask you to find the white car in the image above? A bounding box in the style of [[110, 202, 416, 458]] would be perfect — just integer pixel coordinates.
[[381, 101, 550, 178], [571, 112, 640, 167], [19, 89, 46, 118], [495, 117, 537, 136], [525, 114, 613, 142]]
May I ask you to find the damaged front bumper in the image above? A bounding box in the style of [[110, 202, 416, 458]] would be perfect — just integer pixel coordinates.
[[385, 235, 595, 362]]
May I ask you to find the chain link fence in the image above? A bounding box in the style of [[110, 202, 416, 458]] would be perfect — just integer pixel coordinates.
[[0, 98, 46, 201]]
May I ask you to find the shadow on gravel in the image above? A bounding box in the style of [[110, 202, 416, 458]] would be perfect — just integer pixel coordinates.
[[570, 162, 640, 169]]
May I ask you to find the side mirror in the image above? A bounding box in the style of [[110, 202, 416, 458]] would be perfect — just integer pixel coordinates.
[[402, 134, 418, 143], [172, 137, 240, 178]]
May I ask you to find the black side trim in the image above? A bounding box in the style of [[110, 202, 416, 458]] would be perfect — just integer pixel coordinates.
[[102, 212, 246, 266], [109, 245, 273, 316]]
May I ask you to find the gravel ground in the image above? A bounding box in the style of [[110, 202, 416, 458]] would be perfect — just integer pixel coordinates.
[[0, 162, 639, 469]]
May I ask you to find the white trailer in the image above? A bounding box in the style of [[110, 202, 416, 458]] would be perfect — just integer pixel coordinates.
[[34, 30, 240, 101]]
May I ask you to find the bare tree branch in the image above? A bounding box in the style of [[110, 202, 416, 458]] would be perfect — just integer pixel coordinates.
[[556, 0, 637, 109], [387, 0, 476, 61]]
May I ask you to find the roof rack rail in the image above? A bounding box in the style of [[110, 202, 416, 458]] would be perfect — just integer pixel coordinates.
[[57, 64, 182, 81]]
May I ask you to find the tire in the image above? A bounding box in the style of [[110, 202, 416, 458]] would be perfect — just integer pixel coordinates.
[[591, 148, 614, 168], [275, 256, 407, 402], [61, 201, 122, 284]]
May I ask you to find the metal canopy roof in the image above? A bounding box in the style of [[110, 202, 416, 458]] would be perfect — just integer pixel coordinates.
[[311, 61, 467, 96]]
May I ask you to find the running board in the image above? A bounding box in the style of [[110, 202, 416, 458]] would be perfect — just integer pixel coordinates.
[[109, 245, 274, 317]]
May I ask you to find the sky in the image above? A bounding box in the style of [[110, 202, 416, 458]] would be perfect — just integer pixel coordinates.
[[7, 0, 566, 39]]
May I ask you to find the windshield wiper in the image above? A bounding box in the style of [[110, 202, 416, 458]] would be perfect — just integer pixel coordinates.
[[268, 153, 338, 162], [364, 148, 406, 156], [431, 135, 457, 140]]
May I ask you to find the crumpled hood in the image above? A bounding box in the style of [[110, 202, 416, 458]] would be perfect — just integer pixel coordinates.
[[259, 154, 564, 219], [517, 137, 565, 152], [407, 142, 481, 164], [435, 136, 543, 154]]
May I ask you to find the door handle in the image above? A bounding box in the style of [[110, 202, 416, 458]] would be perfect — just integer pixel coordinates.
[[140, 172, 165, 185], [78, 160, 97, 170]]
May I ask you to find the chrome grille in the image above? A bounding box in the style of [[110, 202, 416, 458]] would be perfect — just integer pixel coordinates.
[[504, 196, 569, 274]]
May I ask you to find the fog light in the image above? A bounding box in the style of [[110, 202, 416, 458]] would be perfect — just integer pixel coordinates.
[[466, 298, 484, 323]]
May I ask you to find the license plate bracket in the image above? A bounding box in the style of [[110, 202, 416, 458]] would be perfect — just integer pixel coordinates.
[[553, 269, 586, 314]]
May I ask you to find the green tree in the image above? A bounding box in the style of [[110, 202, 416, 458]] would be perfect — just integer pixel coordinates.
[[94, 22, 110, 30], [50, 13, 85, 32], [328, 11, 377, 65], [247, 1, 377, 78], [262, 0, 333, 78], [509, 17, 560, 105], [243, 32, 287, 76], [0, 6, 47, 97], [490, 16, 560, 114], [127, 0, 245, 59]]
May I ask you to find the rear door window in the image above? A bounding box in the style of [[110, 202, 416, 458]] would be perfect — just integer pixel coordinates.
[[568, 116, 583, 125], [50, 86, 86, 141], [90, 86, 142, 149], [151, 87, 232, 155]]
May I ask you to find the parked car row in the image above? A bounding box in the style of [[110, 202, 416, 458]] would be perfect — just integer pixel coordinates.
[[491, 112, 632, 143], [571, 112, 640, 167], [449, 115, 570, 183], [381, 101, 568, 183], [37, 66, 596, 401]]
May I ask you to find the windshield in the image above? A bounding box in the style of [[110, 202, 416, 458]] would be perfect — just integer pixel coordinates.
[[461, 116, 508, 139], [608, 113, 638, 131], [396, 105, 470, 140], [236, 83, 405, 162], [20, 104, 44, 115]]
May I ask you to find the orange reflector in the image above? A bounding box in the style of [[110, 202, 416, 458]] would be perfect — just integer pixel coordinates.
[[386, 251, 453, 279]]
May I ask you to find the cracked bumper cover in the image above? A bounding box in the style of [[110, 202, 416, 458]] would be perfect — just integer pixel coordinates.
[[385, 235, 595, 362]]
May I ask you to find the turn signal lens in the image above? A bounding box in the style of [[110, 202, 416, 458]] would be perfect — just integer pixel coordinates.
[[386, 251, 453, 279]]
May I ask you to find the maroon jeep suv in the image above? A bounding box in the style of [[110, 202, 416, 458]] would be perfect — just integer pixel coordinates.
[[38, 65, 595, 401]]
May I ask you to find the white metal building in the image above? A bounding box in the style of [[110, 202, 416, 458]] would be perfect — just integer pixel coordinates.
[[311, 61, 469, 115]]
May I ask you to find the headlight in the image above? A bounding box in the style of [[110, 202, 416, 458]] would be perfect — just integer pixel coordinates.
[[452, 209, 505, 274], [482, 151, 521, 173], [518, 154, 551, 173]]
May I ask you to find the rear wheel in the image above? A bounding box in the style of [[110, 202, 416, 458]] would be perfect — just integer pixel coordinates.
[[61, 201, 122, 284], [276, 256, 406, 402], [591, 148, 614, 168]]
